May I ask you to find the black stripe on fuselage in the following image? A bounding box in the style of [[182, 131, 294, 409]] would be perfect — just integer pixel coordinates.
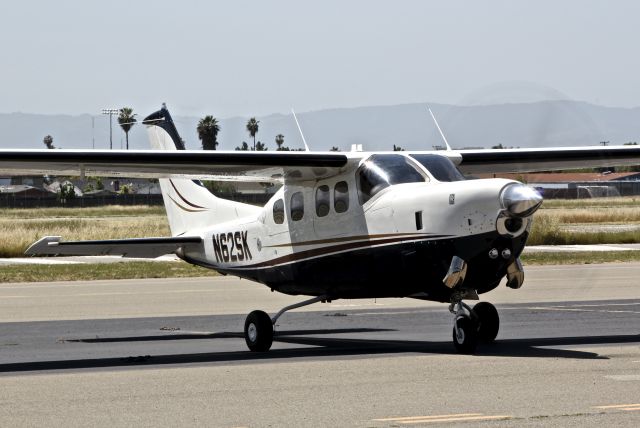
[[244, 234, 452, 268], [185, 231, 526, 301], [262, 232, 434, 249]]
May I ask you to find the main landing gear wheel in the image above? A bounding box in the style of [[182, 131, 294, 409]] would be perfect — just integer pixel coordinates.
[[244, 310, 273, 352], [473, 302, 500, 343], [452, 315, 478, 354]]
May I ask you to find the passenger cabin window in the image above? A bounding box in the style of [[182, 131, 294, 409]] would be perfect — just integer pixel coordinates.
[[334, 181, 349, 213], [409, 154, 465, 182], [357, 154, 425, 204], [315, 185, 330, 217], [273, 199, 285, 224], [290, 192, 304, 221]]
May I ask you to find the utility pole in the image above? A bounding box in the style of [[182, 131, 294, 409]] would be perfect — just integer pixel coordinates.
[[101, 108, 119, 150]]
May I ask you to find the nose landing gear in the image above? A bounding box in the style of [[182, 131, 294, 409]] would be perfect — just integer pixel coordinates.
[[449, 296, 500, 354]]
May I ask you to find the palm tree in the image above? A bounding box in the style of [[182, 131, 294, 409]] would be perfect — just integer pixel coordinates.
[[246, 117, 260, 150], [275, 134, 285, 151], [43, 135, 55, 149], [235, 142, 250, 151], [118, 107, 137, 150], [197, 115, 221, 150]]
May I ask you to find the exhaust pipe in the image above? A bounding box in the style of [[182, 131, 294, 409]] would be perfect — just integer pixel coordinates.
[[443, 256, 467, 289], [506, 258, 525, 289]]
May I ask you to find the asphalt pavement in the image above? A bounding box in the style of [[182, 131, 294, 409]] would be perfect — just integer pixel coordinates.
[[0, 264, 638, 427]]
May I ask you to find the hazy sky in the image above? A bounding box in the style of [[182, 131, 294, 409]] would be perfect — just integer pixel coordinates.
[[1, 0, 638, 118]]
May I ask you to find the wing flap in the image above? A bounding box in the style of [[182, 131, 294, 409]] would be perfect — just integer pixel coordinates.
[[25, 236, 202, 258], [0, 150, 350, 183]]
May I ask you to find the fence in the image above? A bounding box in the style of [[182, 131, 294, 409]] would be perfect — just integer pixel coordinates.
[[536, 181, 640, 199]]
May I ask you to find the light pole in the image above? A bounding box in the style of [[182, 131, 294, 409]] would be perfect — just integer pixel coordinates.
[[101, 108, 119, 150]]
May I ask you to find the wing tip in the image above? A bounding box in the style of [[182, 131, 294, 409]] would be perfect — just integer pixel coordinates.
[[25, 236, 61, 256]]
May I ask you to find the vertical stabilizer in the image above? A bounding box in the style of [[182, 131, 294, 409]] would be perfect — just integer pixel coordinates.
[[143, 106, 259, 236]]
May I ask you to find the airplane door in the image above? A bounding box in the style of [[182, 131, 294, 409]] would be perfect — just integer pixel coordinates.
[[313, 179, 366, 238]]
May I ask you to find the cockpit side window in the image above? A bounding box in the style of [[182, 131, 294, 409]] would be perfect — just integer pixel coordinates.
[[273, 199, 285, 224], [409, 154, 465, 182], [356, 154, 425, 204]]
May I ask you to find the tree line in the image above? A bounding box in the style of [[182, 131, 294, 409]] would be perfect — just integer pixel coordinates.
[[197, 115, 306, 151], [43, 108, 321, 152]]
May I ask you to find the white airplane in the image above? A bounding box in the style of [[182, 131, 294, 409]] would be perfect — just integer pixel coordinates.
[[2, 105, 640, 353]]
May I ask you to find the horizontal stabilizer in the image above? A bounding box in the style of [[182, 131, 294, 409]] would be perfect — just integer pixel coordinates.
[[25, 236, 202, 258]]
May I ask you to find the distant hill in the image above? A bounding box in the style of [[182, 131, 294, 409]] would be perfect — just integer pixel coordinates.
[[1, 100, 639, 151]]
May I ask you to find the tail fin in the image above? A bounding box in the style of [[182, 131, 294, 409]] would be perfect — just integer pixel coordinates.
[[143, 105, 259, 236]]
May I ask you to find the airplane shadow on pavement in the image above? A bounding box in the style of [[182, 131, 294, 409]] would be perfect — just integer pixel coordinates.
[[0, 330, 637, 373]]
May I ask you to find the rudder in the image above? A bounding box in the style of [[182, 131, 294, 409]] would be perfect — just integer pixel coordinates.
[[143, 105, 259, 236]]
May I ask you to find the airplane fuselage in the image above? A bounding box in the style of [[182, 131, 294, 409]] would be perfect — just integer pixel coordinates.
[[179, 157, 532, 303]]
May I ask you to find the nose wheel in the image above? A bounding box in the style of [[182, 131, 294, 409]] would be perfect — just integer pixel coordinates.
[[473, 301, 500, 342], [452, 314, 478, 353], [450, 299, 500, 354]]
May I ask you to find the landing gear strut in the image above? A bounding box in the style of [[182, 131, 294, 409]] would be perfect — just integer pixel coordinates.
[[243, 295, 329, 352], [449, 296, 500, 354]]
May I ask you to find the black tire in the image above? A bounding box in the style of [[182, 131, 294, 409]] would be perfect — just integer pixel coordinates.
[[244, 310, 273, 352], [452, 316, 478, 354], [473, 301, 500, 343]]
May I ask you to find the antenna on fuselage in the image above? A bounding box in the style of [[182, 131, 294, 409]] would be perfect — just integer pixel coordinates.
[[291, 108, 310, 151], [427, 107, 452, 151]]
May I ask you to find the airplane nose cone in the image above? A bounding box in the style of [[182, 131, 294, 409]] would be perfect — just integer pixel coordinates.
[[501, 183, 543, 217]]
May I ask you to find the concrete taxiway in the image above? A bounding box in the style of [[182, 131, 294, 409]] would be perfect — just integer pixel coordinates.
[[0, 264, 638, 426]]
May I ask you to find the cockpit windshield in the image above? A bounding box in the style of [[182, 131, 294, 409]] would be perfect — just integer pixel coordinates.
[[357, 154, 425, 204], [409, 154, 465, 182]]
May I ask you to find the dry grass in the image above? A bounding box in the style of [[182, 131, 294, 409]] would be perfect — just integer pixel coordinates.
[[3, 201, 640, 282], [0, 205, 165, 219], [528, 211, 640, 245], [3, 198, 640, 257], [540, 207, 640, 224], [529, 197, 640, 245], [542, 197, 640, 209], [0, 260, 216, 283], [0, 206, 169, 257], [521, 251, 640, 265]]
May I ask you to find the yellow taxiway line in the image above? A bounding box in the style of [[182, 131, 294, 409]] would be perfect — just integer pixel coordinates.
[[372, 413, 512, 424], [594, 403, 640, 411]]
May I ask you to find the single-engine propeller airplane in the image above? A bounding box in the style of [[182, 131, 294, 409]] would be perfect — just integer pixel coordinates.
[[2, 105, 640, 353]]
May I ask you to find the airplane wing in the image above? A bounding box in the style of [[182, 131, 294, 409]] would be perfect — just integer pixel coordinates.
[[2, 146, 640, 183], [452, 146, 640, 174], [0, 150, 352, 183], [25, 236, 202, 258]]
